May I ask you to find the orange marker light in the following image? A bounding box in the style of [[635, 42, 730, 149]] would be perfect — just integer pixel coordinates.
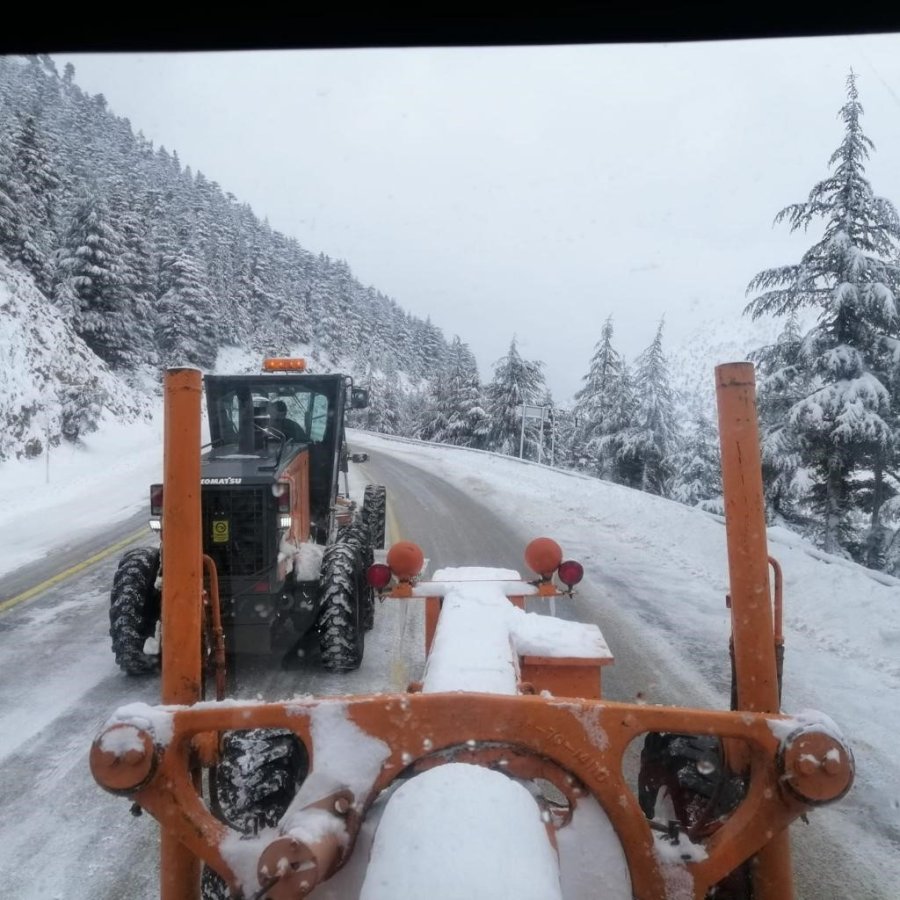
[[262, 357, 307, 372], [525, 537, 563, 578], [386, 542, 425, 580]]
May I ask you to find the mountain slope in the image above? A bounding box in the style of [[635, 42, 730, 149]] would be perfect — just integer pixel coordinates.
[[0, 258, 151, 461]]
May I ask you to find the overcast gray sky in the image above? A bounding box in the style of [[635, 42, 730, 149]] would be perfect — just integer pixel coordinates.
[[55, 34, 900, 401]]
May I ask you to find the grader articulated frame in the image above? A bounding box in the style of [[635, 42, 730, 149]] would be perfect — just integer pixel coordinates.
[[90, 364, 854, 900]]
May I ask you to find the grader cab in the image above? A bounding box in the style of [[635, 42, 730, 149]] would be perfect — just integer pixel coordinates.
[[90, 363, 853, 899], [108, 359, 385, 675]]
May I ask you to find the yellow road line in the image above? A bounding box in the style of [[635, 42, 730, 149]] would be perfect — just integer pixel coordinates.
[[385, 498, 402, 545], [383, 495, 412, 691], [0, 524, 151, 614]]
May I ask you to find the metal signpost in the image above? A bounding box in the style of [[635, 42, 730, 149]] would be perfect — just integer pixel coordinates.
[[517, 404, 554, 465]]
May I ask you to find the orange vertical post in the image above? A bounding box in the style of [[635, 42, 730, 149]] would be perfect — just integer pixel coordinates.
[[715, 362, 793, 899], [160, 368, 203, 900]]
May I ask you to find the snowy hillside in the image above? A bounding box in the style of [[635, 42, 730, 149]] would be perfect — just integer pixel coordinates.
[[0, 259, 152, 461], [0, 342, 362, 576]]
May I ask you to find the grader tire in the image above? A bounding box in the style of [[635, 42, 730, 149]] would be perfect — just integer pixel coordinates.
[[109, 547, 161, 675], [638, 732, 752, 899], [362, 483, 387, 549], [316, 535, 365, 671], [202, 729, 308, 898]]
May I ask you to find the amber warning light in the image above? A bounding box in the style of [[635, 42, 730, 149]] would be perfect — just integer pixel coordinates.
[[262, 357, 307, 372]]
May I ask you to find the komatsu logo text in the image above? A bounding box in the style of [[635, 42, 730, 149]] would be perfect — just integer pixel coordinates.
[[201, 477, 243, 485]]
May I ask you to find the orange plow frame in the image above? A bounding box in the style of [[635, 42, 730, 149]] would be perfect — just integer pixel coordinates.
[[91, 692, 852, 900], [90, 363, 854, 900]]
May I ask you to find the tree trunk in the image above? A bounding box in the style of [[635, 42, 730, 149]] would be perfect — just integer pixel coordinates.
[[823, 452, 845, 555], [871, 453, 884, 529]]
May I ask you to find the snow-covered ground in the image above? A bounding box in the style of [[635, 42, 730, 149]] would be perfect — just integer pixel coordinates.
[[1, 420, 898, 895], [0, 409, 163, 577]]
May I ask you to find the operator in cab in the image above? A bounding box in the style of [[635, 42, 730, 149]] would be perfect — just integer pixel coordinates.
[[268, 400, 308, 442]]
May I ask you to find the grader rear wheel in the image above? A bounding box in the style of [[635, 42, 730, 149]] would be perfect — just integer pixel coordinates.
[[362, 483, 387, 549], [109, 547, 161, 675]]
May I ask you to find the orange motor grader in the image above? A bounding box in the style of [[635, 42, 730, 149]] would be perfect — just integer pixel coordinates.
[[90, 363, 854, 900]]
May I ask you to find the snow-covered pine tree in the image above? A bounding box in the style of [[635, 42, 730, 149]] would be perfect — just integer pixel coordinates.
[[617, 318, 679, 495], [416, 373, 451, 443], [669, 405, 722, 511], [143, 188, 180, 298], [414, 317, 448, 380], [547, 406, 576, 469], [486, 337, 548, 458], [356, 361, 402, 435], [156, 249, 218, 369], [244, 238, 284, 353], [745, 72, 900, 557], [58, 370, 105, 442], [332, 259, 366, 359], [0, 141, 25, 270], [0, 131, 46, 291], [56, 193, 138, 369], [397, 383, 428, 439], [109, 180, 158, 370], [573, 316, 627, 471], [10, 115, 60, 292], [749, 312, 811, 527], [390, 312, 416, 373], [443, 336, 489, 448], [311, 256, 347, 360], [593, 365, 640, 485]]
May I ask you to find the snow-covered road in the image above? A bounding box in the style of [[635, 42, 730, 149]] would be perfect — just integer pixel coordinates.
[[0, 434, 897, 898]]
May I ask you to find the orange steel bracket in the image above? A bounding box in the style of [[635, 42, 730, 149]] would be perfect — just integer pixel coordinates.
[[202, 554, 227, 703], [160, 367, 204, 900], [92, 694, 853, 900], [424, 595, 440, 654], [769, 555, 784, 644], [716, 362, 792, 900], [519, 655, 610, 699]]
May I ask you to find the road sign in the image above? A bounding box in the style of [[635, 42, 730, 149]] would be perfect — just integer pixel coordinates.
[[517, 404, 547, 421]]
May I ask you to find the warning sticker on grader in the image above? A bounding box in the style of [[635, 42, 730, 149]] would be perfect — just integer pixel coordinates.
[[212, 520, 229, 543]]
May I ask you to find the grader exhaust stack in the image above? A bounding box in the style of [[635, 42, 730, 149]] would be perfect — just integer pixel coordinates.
[[90, 363, 854, 900]]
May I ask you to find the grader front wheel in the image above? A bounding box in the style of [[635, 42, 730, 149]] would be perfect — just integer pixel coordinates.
[[202, 729, 309, 899], [316, 536, 366, 670]]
